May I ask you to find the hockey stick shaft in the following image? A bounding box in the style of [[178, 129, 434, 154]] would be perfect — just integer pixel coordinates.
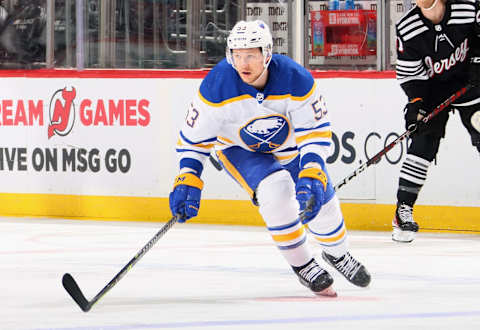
[[62, 214, 180, 312], [209, 154, 223, 171], [334, 85, 471, 191]]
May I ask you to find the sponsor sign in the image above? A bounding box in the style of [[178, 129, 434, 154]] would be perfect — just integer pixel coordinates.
[[0, 76, 478, 208], [0, 78, 171, 196]]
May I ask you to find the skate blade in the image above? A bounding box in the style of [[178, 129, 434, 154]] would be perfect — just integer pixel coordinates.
[[314, 286, 337, 297], [392, 227, 415, 243]]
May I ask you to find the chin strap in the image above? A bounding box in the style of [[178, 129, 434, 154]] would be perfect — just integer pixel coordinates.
[[249, 66, 269, 87], [250, 54, 272, 86]]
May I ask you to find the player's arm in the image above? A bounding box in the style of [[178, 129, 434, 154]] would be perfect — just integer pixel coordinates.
[[469, 0, 480, 87], [395, 27, 430, 132], [395, 23, 429, 100], [289, 83, 332, 172], [288, 82, 333, 223], [170, 92, 220, 222], [176, 95, 218, 177]]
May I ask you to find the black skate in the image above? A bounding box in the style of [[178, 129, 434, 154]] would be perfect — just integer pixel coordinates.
[[322, 251, 371, 288], [392, 203, 419, 243], [292, 259, 337, 297]]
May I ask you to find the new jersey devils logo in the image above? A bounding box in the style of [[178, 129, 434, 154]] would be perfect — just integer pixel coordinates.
[[48, 87, 76, 139], [240, 114, 290, 153]]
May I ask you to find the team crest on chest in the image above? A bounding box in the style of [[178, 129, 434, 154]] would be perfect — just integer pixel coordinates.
[[239, 114, 290, 153]]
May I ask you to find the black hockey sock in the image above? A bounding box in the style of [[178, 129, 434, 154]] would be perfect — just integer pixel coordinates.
[[397, 178, 421, 206]]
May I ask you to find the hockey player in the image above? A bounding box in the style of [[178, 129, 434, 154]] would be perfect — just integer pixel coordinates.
[[393, 0, 480, 242], [169, 20, 371, 296]]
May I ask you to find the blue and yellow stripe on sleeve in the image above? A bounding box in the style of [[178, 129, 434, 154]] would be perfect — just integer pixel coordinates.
[[176, 131, 217, 176], [294, 122, 332, 150]]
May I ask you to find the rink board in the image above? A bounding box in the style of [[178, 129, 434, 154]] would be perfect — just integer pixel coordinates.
[[0, 70, 478, 232], [0, 193, 478, 234]]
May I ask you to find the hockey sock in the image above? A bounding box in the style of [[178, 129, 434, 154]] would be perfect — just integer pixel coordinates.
[[257, 170, 313, 267], [397, 154, 430, 205], [397, 178, 420, 206], [306, 196, 348, 259]]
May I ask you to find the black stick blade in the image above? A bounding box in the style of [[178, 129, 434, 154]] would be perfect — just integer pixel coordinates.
[[62, 273, 91, 312]]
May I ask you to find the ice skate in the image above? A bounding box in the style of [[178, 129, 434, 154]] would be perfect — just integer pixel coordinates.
[[322, 251, 371, 287], [392, 203, 419, 243], [292, 259, 337, 297]]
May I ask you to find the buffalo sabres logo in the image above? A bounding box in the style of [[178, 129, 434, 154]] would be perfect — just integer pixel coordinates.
[[239, 114, 290, 153]]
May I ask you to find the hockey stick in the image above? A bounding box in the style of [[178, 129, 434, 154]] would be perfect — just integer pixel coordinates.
[[62, 214, 181, 312], [334, 84, 471, 191]]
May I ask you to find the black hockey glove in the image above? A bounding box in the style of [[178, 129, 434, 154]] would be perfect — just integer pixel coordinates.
[[404, 98, 427, 133], [468, 57, 480, 87]]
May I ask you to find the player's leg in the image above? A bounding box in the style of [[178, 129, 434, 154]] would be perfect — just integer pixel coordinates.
[[453, 93, 480, 154], [393, 93, 451, 243], [215, 147, 335, 295], [459, 108, 480, 153], [257, 170, 336, 295], [294, 166, 370, 287], [393, 132, 442, 242], [472, 110, 480, 140]]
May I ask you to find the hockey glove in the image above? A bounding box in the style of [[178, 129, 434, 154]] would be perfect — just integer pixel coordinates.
[[404, 98, 427, 134], [169, 172, 203, 222], [469, 57, 480, 87], [296, 167, 328, 224]]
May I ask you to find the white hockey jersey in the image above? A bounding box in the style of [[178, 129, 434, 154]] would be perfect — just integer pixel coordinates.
[[176, 54, 332, 176]]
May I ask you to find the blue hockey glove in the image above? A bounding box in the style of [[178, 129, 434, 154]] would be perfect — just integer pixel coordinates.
[[169, 172, 203, 222], [296, 167, 328, 224]]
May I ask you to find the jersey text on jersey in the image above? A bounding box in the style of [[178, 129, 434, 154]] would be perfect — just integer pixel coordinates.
[[425, 38, 469, 77]]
